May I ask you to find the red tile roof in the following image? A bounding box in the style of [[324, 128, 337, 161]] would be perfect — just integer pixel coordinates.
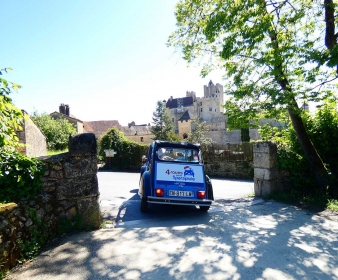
[[83, 120, 121, 135]]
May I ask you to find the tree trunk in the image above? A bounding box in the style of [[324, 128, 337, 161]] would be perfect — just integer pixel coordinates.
[[324, 0, 337, 74], [261, 0, 330, 192], [324, 0, 337, 50], [287, 99, 328, 192]]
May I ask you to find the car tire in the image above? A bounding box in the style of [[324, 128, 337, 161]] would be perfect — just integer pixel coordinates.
[[140, 197, 148, 213], [199, 206, 210, 212]]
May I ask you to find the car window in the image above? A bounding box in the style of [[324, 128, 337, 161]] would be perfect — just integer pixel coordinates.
[[156, 147, 200, 163]]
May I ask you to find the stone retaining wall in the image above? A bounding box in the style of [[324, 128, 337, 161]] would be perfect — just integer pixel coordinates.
[[205, 161, 254, 179], [0, 133, 100, 271], [253, 141, 291, 196]]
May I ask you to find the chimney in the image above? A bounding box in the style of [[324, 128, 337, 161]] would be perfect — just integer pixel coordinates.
[[59, 103, 66, 114], [65, 104, 70, 116]]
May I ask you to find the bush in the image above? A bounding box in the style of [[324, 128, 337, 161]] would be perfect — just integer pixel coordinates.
[[31, 112, 76, 150], [0, 68, 23, 148], [0, 149, 45, 203], [98, 128, 148, 171]]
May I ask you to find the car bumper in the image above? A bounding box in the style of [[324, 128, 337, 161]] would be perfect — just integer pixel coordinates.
[[147, 196, 213, 207]]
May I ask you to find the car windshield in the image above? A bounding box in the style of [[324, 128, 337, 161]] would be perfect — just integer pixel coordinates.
[[156, 147, 200, 162]]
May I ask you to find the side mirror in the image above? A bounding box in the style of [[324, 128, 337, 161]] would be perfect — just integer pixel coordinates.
[[142, 155, 147, 163]]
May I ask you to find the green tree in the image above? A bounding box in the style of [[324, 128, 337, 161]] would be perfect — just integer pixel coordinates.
[[0, 68, 45, 204], [224, 102, 252, 142], [151, 100, 180, 141], [168, 0, 338, 192], [260, 98, 338, 194], [98, 127, 148, 170], [98, 127, 127, 159], [185, 116, 212, 145], [31, 112, 76, 150], [0, 68, 23, 148]]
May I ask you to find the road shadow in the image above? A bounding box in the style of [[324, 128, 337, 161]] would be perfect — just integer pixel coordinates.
[[8, 201, 338, 280], [100, 188, 211, 226]]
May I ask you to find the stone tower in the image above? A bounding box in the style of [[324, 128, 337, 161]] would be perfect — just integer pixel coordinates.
[[203, 80, 224, 106]]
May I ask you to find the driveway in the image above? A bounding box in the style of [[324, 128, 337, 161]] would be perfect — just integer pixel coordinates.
[[6, 172, 338, 280], [98, 172, 255, 225]]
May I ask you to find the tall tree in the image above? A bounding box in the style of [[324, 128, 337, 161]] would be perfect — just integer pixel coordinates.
[[151, 101, 180, 141], [168, 0, 337, 192], [31, 112, 76, 150], [0, 68, 23, 148], [185, 116, 212, 145]]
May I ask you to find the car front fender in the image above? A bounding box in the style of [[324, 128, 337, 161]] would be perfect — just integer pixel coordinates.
[[139, 171, 151, 198], [140, 165, 147, 178]]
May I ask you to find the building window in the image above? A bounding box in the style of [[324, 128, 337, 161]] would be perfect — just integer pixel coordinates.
[[200, 102, 202, 106], [209, 107, 212, 111], [172, 118, 174, 123], [212, 94, 214, 97], [201, 108, 203, 112]]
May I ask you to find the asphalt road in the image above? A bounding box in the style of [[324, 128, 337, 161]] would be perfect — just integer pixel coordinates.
[[98, 171, 255, 225], [6, 172, 338, 280]]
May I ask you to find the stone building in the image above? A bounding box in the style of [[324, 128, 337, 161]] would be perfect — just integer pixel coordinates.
[[120, 122, 154, 144], [50, 104, 84, 134], [165, 80, 263, 143], [83, 120, 121, 138], [165, 80, 227, 139], [16, 110, 47, 157], [83, 120, 154, 144]]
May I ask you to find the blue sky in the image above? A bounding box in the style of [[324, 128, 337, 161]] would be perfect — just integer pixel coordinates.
[[2, 0, 224, 126]]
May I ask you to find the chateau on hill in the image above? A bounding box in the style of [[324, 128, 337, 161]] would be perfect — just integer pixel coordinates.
[[165, 80, 227, 139], [52, 77, 266, 145], [165, 80, 260, 143]]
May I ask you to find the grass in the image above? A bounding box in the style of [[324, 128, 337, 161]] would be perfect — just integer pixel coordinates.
[[47, 149, 68, 156], [246, 192, 255, 197], [327, 199, 338, 211]]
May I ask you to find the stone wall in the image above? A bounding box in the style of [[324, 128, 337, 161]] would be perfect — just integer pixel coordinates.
[[178, 119, 192, 138], [205, 161, 254, 179], [203, 142, 254, 179], [17, 113, 47, 157], [253, 141, 291, 196], [0, 133, 100, 271], [204, 128, 260, 144]]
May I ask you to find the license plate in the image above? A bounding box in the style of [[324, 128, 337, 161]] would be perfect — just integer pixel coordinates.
[[169, 190, 193, 197]]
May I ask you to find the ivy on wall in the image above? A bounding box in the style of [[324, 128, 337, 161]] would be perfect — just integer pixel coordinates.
[[0, 149, 45, 203]]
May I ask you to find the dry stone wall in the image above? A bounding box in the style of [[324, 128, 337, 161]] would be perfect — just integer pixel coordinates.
[[253, 141, 292, 196], [0, 133, 100, 271], [203, 142, 254, 179], [204, 161, 254, 179]]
